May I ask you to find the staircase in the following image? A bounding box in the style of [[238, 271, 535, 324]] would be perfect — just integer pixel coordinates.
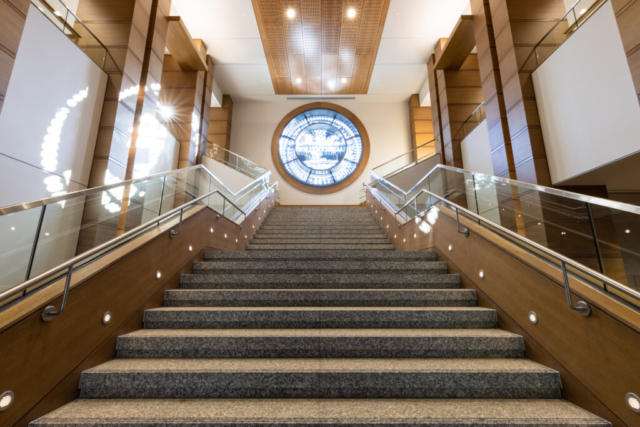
[[31, 207, 609, 426]]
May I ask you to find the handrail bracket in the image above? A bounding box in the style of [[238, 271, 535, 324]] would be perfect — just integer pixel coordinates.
[[561, 262, 592, 317]]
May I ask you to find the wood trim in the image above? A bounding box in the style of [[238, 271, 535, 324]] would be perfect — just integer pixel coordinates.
[[366, 188, 640, 427], [434, 16, 476, 70], [0, 200, 275, 427], [270, 102, 370, 195], [165, 16, 207, 71]]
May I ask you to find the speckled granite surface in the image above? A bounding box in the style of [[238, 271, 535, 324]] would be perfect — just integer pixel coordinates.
[[29, 207, 611, 427], [163, 289, 477, 307], [142, 307, 497, 329], [116, 329, 525, 359], [78, 358, 561, 399], [29, 399, 611, 426]]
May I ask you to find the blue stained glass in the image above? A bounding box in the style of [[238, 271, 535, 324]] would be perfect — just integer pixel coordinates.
[[278, 108, 364, 187]]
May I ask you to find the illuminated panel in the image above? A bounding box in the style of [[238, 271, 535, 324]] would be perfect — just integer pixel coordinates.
[[278, 108, 363, 187]]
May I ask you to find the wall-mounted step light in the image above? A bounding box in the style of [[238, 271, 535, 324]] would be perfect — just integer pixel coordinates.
[[0, 391, 14, 411], [627, 393, 640, 413], [528, 311, 538, 324], [156, 270, 162, 280], [479, 269, 485, 279], [102, 311, 112, 325]]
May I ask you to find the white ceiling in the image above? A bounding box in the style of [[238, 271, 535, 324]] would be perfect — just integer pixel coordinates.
[[172, 0, 471, 101]]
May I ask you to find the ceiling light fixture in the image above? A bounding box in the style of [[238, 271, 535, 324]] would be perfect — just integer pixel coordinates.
[[158, 105, 174, 120], [347, 8, 356, 18], [286, 8, 295, 19], [296, 78, 302, 84], [341, 78, 347, 83]]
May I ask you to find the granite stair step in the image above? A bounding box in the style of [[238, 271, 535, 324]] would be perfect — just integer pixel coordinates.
[[193, 260, 446, 275], [253, 233, 387, 240], [247, 243, 395, 251], [258, 225, 382, 232], [78, 358, 561, 399], [204, 250, 436, 261], [248, 238, 391, 245], [180, 272, 460, 289], [263, 220, 379, 226], [142, 307, 497, 329], [29, 398, 612, 427], [116, 329, 524, 358], [163, 289, 477, 307]]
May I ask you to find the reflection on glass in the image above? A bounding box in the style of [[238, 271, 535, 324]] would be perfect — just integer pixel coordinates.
[[278, 109, 364, 187]]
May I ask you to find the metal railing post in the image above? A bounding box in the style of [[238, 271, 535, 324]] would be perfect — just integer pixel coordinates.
[[170, 208, 184, 238], [561, 261, 592, 317]]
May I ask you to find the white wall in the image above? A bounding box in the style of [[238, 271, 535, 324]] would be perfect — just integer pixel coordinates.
[[460, 120, 494, 175], [201, 155, 256, 193], [532, 2, 640, 186], [0, 4, 107, 206], [0, 5, 107, 293], [230, 96, 412, 205]]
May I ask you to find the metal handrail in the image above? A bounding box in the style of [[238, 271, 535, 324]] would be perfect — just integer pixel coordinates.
[[371, 139, 436, 175], [372, 185, 640, 307], [1, 179, 278, 320]]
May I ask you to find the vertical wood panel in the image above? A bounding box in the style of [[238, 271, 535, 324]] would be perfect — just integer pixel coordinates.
[[208, 95, 234, 151], [613, 0, 640, 103], [0, 0, 30, 116], [408, 95, 435, 162]]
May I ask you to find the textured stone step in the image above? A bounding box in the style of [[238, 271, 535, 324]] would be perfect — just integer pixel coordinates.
[[248, 243, 395, 251], [254, 233, 387, 240], [193, 260, 447, 275], [143, 307, 497, 329], [180, 272, 460, 289], [29, 399, 612, 427], [204, 250, 436, 261], [249, 238, 391, 245], [79, 358, 561, 399], [117, 329, 524, 358], [259, 225, 382, 232], [164, 289, 477, 307]]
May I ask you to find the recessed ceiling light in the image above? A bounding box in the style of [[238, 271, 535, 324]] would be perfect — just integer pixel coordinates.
[[625, 229, 631, 234], [347, 8, 356, 18], [296, 78, 302, 84], [341, 78, 347, 83], [286, 8, 295, 19]]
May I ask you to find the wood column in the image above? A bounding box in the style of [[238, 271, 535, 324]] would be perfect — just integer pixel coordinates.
[[159, 50, 205, 169], [0, 0, 30, 116], [408, 95, 435, 161], [125, 0, 171, 181], [612, 0, 640, 104], [471, 0, 516, 179], [198, 56, 214, 162], [76, 0, 153, 187], [208, 95, 234, 151], [436, 49, 483, 168], [489, 0, 566, 186], [426, 55, 444, 158]]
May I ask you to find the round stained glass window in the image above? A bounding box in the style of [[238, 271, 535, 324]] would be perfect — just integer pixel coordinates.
[[277, 108, 365, 188]]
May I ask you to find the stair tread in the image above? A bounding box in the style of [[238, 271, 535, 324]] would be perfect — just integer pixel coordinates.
[[121, 328, 519, 339], [31, 399, 610, 426], [147, 306, 493, 312], [204, 251, 434, 260], [84, 358, 554, 373]]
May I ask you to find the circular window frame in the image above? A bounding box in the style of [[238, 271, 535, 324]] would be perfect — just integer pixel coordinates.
[[271, 103, 370, 195]]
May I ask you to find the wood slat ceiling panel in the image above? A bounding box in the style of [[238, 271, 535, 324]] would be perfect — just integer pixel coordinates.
[[253, 0, 390, 95]]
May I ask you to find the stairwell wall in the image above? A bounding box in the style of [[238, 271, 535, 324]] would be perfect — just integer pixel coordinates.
[[229, 96, 411, 205]]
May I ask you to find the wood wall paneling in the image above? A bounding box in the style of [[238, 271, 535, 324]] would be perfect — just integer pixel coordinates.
[[198, 55, 215, 160], [165, 17, 207, 71], [0, 199, 276, 427], [208, 95, 234, 152], [427, 55, 445, 156], [408, 94, 435, 162], [366, 188, 640, 427], [159, 53, 204, 168], [489, 0, 566, 186], [0, 0, 30, 116], [251, 0, 390, 95], [612, 0, 640, 104]]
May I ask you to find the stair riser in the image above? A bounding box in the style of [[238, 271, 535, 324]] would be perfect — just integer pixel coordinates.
[[80, 372, 560, 399], [117, 337, 524, 359], [164, 290, 476, 307], [204, 251, 436, 261], [181, 274, 460, 289], [253, 234, 388, 239], [250, 239, 391, 244], [193, 268, 447, 275], [143, 311, 497, 329], [248, 245, 395, 250], [194, 260, 447, 272], [258, 227, 382, 232]]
